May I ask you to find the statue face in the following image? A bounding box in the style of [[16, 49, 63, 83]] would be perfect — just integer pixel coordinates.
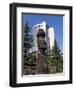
[[37, 29, 45, 38], [37, 29, 46, 49]]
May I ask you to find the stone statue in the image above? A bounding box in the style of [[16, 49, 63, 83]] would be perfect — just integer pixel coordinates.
[[36, 29, 49, 74]]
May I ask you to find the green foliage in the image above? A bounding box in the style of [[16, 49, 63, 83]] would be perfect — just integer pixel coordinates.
[[29, 51, 36, 65], [51, 40, 62, 58], [47, 39, 63, 73], [23, 22, 34, 65], [24, 51, 36, 66]]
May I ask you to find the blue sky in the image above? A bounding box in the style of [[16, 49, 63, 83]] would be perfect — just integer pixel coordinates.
[[22, 13, 63, 53]]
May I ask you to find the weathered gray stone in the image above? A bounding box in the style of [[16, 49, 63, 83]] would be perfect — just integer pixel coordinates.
[[49, 65, 56, 74], [36, 29, 49, 74]]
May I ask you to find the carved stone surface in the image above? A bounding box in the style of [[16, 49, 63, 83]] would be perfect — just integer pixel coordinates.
[[36, 29, 49, 74], [37, 38, 47, 49], [36, 51, 49, 74], [37, 29, 45, 38]]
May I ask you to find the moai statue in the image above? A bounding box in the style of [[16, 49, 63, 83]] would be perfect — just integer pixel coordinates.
[[36, 29, 49, 74]]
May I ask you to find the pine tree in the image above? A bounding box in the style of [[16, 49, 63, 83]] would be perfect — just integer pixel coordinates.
[[51, 39, 62, 59], [23, 22, 33, 65], [50, 39, 63, 73]]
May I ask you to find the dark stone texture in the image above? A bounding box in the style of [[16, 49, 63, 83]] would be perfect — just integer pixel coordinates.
[[36, 29, 49, 74]]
